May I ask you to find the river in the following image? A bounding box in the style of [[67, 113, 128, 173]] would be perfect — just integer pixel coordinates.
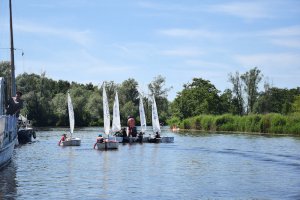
[[1, 127, 300, 200]]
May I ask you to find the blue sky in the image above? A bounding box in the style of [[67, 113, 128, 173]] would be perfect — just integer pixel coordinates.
[[0, 0, 300, 100]]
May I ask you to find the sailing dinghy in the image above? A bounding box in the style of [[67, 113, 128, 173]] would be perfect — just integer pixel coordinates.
[[138, 94, 149, 142], [149, 95, 174, 143], [111, 91, 123, 143], [96, 83, 118, 150], [62, 92, 81, 146]]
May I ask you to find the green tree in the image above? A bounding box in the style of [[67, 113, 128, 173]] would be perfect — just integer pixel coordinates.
[[148, 75, 172, 125], [86, 90, 102, 126], [69, 86, 92, 126], [119, 78, 139, 125], [292, 95, 300, 113], [228, 71, 244, 115], [51, 93, 68, 126], [241, 67, 263, 114], [254, 87, 300, 114], [171, 78, 221, 119]]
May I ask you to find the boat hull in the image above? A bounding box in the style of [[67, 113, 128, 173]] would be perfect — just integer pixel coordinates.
[[160, 137, 174, 143], [62, 138, 81, 146], [0, 137, 16, 169], [96, 141, 119, 150], [116, 136, 174, 143], [0, 116, 18, 169], [116, 136, 145, 143]]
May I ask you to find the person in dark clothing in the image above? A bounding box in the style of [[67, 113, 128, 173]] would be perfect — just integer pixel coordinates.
[[155, 132, 161, 138], [6, 91, 24, 117], [121, 128, 127, 137]]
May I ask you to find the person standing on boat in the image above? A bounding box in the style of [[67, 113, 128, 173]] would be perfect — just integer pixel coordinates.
[[6, 91, 24, 117], [58, 133, 67, 146], [127, 116, 137, 137], [93, 134, 104, 149]]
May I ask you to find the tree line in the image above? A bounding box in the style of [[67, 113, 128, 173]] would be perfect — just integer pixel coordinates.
[[1, 61, 171, 127], [1, 61, 300, 133]]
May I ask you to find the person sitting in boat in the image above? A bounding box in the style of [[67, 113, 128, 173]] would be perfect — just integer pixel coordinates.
[[93, 134, 104, 149], [58, 133, 67, 146], [137, 132, 144, 143], [113, 130, 122, 137], [121, 127, 127, 137], [6, 91, 24, 118], [155, 132, 161, 139], [127, 116, 137, 137]]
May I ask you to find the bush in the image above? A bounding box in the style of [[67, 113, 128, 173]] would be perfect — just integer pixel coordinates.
[[201, 115, 215, 131], [182, 118, 192, 129], [214, 114, 235, 131], [169, 112, 299, 135], [269, 114, 287, 134]]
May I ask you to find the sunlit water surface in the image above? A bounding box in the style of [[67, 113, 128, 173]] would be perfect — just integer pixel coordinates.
[[1, 127, 300, 200]]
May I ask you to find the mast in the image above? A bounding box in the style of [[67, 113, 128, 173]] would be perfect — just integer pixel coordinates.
[[9, 0, 16, 97]]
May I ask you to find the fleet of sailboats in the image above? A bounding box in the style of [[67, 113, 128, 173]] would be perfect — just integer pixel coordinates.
[[0, 2, 174, 163]]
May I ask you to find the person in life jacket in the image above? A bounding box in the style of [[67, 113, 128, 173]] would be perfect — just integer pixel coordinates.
[[58, 133, 67, 146]]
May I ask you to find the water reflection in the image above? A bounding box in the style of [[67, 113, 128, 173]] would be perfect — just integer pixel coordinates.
[[0, 159, 17, 199]]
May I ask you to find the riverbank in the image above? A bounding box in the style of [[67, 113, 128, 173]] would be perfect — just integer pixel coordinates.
[[168, 113, 300, 136]]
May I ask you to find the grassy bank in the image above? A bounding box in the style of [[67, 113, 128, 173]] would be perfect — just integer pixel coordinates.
[[167, 113, 300, 135]]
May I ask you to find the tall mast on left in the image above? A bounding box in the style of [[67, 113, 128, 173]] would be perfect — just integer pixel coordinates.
[[9, 0, 16, 97]]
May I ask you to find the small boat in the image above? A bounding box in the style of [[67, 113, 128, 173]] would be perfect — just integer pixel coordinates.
[[117, 94, 146, 143], [137, 93, 147, 143], [96, 83, 118, 150], [0, 0, 18, 169], [61, 92, 81, 146], [17, 115, 36, 144], [111, 91, 123, 143], [149, 95, 174, 143]]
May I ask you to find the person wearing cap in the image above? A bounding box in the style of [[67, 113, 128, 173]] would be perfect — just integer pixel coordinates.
[[58, 133, 67, 146], [6, 91, 24, 117], [93, 134, 104, 149]]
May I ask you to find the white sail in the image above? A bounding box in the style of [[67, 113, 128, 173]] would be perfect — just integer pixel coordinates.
[[139, 94, 147, 133], [151, 95, 161, 133], [103, 83, 110, 135], [67, 92, 75, 136], [112, 91, 121, 132]]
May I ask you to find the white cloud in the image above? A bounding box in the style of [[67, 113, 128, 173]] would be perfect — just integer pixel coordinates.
[[158, 28, 219, 39], [160, 48, 203, 57], [209, 2, 272, 20], [270, 39, 300, 48], [260, 26, 300, 37], [185, 59, 232, 70], [14, 21, 91, 47], [234, 53, 300, 69]]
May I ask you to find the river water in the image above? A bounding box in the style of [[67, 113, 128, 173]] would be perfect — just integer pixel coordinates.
[[1, 127, 300, 200]]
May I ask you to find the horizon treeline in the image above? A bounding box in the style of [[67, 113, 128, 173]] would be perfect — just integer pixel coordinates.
[[1, 61, 300, 132]]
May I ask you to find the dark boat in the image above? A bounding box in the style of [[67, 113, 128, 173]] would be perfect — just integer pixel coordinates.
[[17, 115, 36, 144]]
